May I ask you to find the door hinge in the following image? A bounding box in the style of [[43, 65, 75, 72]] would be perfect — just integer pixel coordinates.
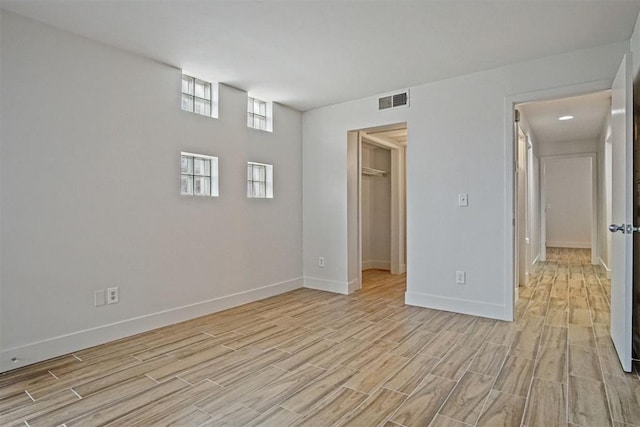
[[626, 224, 640, 233], [515, 109, 520, 123]]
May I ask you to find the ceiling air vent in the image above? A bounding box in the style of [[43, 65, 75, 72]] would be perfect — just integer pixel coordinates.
[[378, 90, 410, 111], [393, 92, 408, 107]]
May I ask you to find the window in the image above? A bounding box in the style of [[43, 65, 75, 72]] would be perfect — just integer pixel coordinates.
[[247, 162, 273, 198], [181, 74, 218, 118], [247, 97, 273, 132], [181, 152, 219, 197]]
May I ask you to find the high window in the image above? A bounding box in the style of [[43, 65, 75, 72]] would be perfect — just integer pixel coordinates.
[[247, 97, 273, 132], [247, 162, 273, 198], [181, 74, 218, 118], [181, 152, 219, 197]]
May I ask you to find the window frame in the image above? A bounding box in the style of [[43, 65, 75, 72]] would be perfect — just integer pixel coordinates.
[[181, 73, 219, 118], [247, 161, 274, 199], [247, 96, 273, 132], [181, 152, 219, 197]]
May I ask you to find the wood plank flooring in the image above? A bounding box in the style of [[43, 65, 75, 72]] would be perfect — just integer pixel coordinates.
[[1, 248, 639, 426]]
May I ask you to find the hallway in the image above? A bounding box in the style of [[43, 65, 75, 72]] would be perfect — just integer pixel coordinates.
[[514, 247, 638, 426]]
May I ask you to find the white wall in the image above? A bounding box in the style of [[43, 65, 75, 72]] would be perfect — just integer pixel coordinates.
[[303, 41, 628, 320], [361, 146, 372, 264], [361, 145, 391, 270], [0, 10, 4, 363], [537, 138, 599, 256], [0, 12, 303, 372], [597, 116, 613, 271], [537, 138, 597, 157], [370, 149, 391, 265], [544, 156, 593, 248]]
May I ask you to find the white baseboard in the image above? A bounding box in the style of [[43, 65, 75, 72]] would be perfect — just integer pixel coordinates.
[[599, 257, 612, 279], [362, 260, 391, 270], [348, 278, 361, 294], [303, 276, 349, 294], [546, 241, 591, 249], [0, 277, 303, 373], [405, 291, 508, 321]]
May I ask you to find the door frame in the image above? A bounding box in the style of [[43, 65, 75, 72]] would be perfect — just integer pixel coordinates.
[[540, 153, 598, 264], [504, 79, 611, 320], [515, 125, 529, 292]]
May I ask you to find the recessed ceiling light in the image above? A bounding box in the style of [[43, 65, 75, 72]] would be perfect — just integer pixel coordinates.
[[558, 115, 574, 121]]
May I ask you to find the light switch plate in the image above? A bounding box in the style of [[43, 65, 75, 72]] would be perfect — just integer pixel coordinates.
[[95, 290, 106, 307], [458, 193, 468, 207]]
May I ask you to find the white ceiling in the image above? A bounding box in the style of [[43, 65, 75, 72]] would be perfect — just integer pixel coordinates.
[[518, 91, 611, 143], [2, 1, 640, 111]]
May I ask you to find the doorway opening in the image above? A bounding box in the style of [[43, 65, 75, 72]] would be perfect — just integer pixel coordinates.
[[346, 123, 407, 295], [513, 91, 611, 320]]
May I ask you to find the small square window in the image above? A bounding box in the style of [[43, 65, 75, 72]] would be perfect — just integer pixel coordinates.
[[181, 73, 218, 118], [181, 152, 219, 197], [247, 96, 273, 132], [247, 162, 273, 198]]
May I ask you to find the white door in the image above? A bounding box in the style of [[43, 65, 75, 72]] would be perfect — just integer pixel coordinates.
[[609, 53, 633, 373]]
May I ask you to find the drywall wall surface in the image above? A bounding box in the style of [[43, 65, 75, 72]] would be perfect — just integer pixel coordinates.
[[544, 156, 593, 248], [537, 138, 597, 157], [303, 100, 408, 291], [369, 148, 391, 265], [0, 10, 4, 361], [303, 40, 627, 319], [361, 146, 372, 263], [0, 12, 302, 371], [597, 116, 613, 271], [361, 146, 391, 269]]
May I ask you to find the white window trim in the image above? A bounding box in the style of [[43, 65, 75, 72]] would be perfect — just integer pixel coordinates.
[[181, 151, 219, 197]]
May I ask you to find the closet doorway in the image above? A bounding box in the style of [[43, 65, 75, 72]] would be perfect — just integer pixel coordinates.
[[346, 123, 407, 293]]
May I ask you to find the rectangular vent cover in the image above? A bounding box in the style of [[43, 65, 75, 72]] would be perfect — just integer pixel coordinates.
[[379, 96, 393, 110], [378, 90, 409, 111]]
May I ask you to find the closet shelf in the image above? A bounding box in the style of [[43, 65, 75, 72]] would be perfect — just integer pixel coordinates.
[[361, 167, 387, 177]]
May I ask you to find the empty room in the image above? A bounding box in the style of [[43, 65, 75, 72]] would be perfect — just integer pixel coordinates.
[[1, 1, 640, 426]]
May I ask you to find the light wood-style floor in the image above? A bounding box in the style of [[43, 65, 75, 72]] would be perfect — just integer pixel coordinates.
[[1, 248, 639, 426]]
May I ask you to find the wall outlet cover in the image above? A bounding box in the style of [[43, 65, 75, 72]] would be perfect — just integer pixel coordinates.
[[107, 287, 119, 304]]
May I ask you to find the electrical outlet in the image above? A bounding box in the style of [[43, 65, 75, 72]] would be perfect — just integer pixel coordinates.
[[456, 271, 466, 284], [94, 290, 106, 307], [318, 257, 325, 268], [107, 287, 119, 304]]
